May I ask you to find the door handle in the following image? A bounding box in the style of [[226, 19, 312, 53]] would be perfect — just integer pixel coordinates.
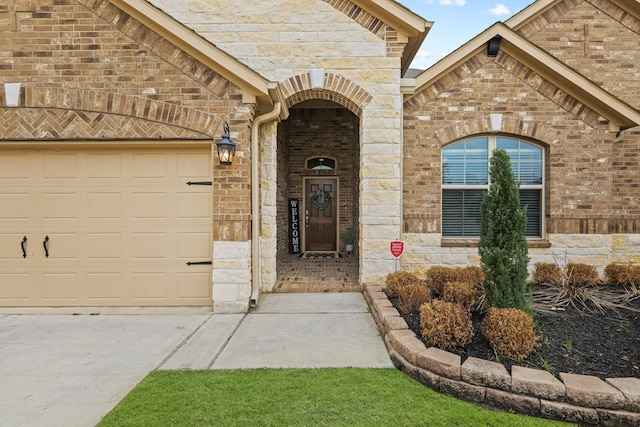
[[21, 236, 27, 258], [43, 235, 49, 257]]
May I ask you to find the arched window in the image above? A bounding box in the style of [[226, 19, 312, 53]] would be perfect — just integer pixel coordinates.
[[442, 136, 543, 238], [306, 157, 336, 170]]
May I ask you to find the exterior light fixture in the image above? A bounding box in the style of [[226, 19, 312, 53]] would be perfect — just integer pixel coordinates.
[[487, 35, 502, 57], [216, 122, 235, 165]]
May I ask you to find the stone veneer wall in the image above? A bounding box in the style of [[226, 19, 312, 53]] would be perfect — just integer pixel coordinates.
[[212, 241, 251, 313], [402, 233, 640, 278], [363, 284, 640, 426], [259, 120, 280, 293], [150, 0, 408, 288]]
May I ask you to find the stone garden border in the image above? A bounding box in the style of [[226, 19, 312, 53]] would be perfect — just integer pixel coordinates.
[[363, 284, 640, 426]]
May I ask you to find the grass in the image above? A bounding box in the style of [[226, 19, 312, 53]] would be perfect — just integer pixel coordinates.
[[98, 368, 573, 427]]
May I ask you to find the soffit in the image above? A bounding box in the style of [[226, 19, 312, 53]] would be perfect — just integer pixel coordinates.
[[108, 0, 276, 111], [412, 23, 640, 131], [350, 0, 433, 74]]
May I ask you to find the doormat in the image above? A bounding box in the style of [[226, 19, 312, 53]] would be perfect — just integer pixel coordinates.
[[300, 251, 341, 259]]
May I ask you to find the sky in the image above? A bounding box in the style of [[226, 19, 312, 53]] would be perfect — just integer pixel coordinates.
[[398, 0, 534, 69]]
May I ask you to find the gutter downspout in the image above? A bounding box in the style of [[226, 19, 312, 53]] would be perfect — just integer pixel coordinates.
[[249, 101, 282, 308]]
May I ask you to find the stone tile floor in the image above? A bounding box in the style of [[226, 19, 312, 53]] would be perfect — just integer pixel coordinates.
[[274, 252, 360, 292]]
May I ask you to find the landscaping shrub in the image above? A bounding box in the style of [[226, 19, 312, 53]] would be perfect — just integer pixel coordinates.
[[426, 266, 484, 296], [533, 262, 563, 286], [425, 266, 457, 295], [482, 308, 539, 361], [456, 266, 485, 287], [442, 281, 478, 311], [479, 149, 530, 312], [419, 300, 473, 351], [397, 284, 431, 315], [566, 263, 599, 287], [604, 264, 640, 287], [384, 271, 421, 298]]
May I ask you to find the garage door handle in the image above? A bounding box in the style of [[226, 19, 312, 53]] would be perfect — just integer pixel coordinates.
[[186, 261, 212, 265], [43, 235, 49, 257], [21, 236, 27, 258]]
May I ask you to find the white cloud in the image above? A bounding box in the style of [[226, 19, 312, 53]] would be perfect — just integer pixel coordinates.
[[439, 0, 466, 6], [488, 3, 510, 16], [410, 49, 448, 69]]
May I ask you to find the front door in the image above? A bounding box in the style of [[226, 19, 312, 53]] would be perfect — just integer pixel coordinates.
[[305, 178, 337, 251]]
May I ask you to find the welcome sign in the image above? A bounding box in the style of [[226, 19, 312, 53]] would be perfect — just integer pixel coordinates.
[[289, 198, 301, 254]]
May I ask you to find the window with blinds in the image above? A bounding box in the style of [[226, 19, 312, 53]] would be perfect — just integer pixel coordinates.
[[441, 136, 544, 238]]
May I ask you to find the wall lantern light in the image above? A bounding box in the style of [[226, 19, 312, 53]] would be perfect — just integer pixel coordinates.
[[216, 122, 235, 165]]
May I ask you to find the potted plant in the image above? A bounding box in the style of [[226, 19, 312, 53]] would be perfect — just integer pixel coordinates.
[[343, 228, 356, 253]]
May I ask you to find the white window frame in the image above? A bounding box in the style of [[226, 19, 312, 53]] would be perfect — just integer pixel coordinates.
[[441, 135, 545, 239]]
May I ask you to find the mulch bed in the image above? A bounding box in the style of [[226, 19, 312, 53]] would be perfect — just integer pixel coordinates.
[[390, 295, 640, 379]]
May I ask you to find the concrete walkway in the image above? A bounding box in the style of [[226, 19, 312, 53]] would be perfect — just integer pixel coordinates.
[[0, 293, 392, 427]]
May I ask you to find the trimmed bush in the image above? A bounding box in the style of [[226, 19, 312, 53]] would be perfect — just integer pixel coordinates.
[[397, 284, 431, 315], [457, 266, 484, 287], [426, 266, 484, 295], [533, 262, 563, 286], [566, 263, 599, 287], [482, 308, 539, 361], [419, 300, 473, 351], [604, 264, 640, 287], [384, 271, 421, 298], [442, 281, 478, 311], [425, 266, 458, 295]]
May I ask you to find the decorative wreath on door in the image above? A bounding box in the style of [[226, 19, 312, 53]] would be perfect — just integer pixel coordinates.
[[311, 189, 332, 211]]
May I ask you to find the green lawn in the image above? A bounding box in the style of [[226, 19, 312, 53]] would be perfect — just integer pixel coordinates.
[[98, 368, 573, 427]]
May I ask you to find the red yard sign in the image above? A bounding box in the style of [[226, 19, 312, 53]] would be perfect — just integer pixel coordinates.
[[390, 241, 404, 258]]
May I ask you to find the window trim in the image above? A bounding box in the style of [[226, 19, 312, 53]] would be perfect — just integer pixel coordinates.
[[306, 156, 337, 170], [441, 135, 545, 239]]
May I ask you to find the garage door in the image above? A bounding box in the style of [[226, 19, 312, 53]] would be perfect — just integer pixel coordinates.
[[0, 146, 212, 307]]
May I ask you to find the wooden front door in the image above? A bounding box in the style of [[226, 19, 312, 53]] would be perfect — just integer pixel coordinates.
[[305, 178, 337, 251]]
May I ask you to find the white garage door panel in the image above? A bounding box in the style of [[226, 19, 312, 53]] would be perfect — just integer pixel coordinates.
[[0, 147, 212, 307]]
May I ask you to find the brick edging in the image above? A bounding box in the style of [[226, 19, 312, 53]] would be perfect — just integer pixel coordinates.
[[363, 284, 640, 426]]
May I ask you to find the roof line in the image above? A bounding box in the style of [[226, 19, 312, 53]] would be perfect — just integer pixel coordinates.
[[412, 22, 640, 131], [109, 0, 272, 101], [507, 0, 640, 31], [350, 0, 432, 74]]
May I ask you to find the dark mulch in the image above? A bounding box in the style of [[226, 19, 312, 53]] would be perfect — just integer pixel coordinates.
[[391, 294, 640, 380]]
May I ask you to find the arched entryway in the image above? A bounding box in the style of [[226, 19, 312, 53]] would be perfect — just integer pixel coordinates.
[[274, 100, 360, 292]]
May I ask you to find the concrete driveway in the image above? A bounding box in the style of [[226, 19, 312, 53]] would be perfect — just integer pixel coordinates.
[[0, 313, 210, 427], [0, 293, 392, 427]]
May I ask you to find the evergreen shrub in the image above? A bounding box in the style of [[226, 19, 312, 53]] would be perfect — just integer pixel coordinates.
[[479, 149, 530, 311]]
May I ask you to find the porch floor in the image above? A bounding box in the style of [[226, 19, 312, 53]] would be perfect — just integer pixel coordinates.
[[274, 252, 360, 293]]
